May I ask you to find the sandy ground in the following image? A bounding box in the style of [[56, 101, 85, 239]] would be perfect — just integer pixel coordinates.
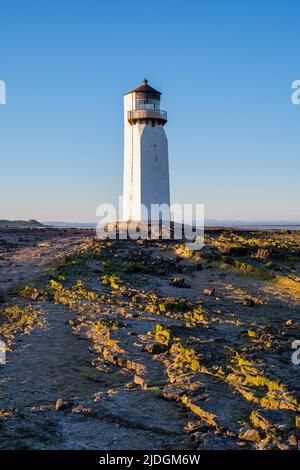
[[0, 228, 94, 299], [0, 228, 299, 450]]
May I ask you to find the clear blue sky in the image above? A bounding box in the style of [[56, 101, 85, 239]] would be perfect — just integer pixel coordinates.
[[1, 0, 299, 222]]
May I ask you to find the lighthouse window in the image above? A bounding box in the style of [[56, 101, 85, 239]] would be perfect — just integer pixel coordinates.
[[136, 96, 160, 110]]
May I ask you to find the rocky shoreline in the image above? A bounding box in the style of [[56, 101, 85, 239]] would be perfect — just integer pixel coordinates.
[[0, 228, 299, 449]]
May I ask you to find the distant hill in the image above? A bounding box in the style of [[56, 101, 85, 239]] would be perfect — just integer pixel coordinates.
[[0, 219, 45, 228]]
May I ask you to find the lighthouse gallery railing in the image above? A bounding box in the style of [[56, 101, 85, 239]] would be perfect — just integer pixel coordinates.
[[127, 109, 167, 122]]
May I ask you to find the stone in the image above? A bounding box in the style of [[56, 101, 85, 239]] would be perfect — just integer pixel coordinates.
[[31, 291, 40, 301], [250, 410, 272, 431], [203, 288, 215, 297], [170, 277, 191, 288], [145, 343, 168, 355], [72, 405, 95, 416], [288, 435, 298, 446], [55, 398, 72, 411], [133, 375, 147, 389], [277, 442, 290, 450], [238, 427, 260, 442]]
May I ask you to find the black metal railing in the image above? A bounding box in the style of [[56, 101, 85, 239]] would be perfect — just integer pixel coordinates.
[[128, 109, 167, 123]]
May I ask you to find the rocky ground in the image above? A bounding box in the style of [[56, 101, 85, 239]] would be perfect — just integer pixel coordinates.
[[0, 227, 300, 450]]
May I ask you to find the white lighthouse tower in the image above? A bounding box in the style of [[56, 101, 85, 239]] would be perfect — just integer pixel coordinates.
[[123, 79, 170, 222]]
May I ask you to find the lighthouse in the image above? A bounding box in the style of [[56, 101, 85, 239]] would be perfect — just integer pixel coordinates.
[[123, 79, 170, 222]]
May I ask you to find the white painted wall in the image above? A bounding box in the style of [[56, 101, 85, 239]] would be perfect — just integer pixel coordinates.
[[123, 92, 170, 221], [140, 124, 170, 214]]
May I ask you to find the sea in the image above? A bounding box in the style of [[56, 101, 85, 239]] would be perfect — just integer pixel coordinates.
[[46, 222, 300, 232]]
